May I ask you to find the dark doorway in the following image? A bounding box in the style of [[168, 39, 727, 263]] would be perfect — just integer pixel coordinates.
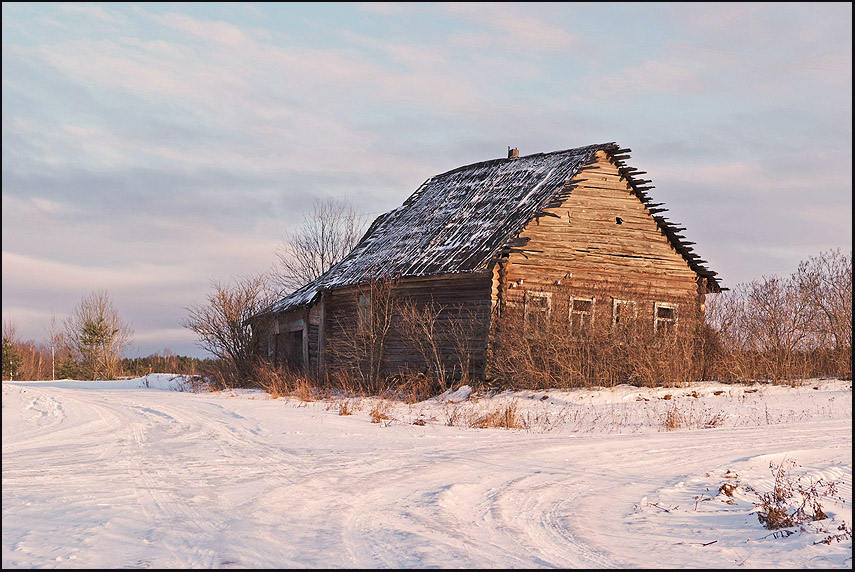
[[276, 330, 304, 371]]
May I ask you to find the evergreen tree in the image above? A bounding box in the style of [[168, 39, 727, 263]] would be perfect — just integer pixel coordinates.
[[2, 335, 24, 380]]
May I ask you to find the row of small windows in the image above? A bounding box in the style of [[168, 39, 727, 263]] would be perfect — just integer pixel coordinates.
[[523, 291, 677, 334]]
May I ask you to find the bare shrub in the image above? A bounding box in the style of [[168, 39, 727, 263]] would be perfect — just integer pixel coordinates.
[[794, 249, 852, 379], [705, 250, 852, 383], [753, 458, 840, 530], [325, 276, 397, 394], [490, 284, 705, 389], [183, 273, 276, 388], [397, 299, 479, 392]]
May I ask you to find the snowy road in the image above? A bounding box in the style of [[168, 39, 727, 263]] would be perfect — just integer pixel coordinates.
[[2, 378, 851, 568]]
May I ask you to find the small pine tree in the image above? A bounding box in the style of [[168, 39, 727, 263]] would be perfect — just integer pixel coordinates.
[[2, 335, 24, 381]]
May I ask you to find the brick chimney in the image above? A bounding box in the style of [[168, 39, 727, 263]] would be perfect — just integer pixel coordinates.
[[507, 146, 519, 159]]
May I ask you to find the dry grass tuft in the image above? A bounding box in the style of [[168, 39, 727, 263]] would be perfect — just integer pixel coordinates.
[[370, 400, 392, 424], [338, 399, 354, 416], [471, 401, 523, 429], [662, 403, 682, 431]]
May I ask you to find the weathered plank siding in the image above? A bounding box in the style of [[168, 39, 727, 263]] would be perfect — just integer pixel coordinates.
[[322, 273, 493, 379], [497, 150, 701, 332], [257, 306, 310, 371]]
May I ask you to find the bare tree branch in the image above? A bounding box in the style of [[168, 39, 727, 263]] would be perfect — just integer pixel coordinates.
[[182, 273, 277, 384], [273, 198, 366, 294]]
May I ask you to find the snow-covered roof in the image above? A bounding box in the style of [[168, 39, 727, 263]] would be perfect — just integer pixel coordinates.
[[268, 143, 721, 314]]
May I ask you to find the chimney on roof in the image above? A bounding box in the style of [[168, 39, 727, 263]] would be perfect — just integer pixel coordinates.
[[508, 146, 519, 159]]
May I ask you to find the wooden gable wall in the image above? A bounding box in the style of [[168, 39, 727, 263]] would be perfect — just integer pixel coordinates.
[[496, 150, 701, 329]]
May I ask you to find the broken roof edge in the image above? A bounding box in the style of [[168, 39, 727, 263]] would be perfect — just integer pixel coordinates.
[[603, 148, 725, 293]]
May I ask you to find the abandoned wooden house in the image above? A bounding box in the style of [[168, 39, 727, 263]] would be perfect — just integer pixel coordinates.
[[254, 142, 723, 382]]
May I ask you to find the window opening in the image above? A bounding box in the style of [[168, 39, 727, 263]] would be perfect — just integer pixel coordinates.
[[654, 302, 677, 335], [524, 291, 552, 332], [569, 296, 594, 334], [358, 293, 371, 330], [612, 298, 636, 327]]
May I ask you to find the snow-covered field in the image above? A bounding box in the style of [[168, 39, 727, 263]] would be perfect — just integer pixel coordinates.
[[2, 375, 851, 569]]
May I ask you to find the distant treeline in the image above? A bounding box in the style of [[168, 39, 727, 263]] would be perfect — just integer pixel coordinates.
[[121, 353, 215, 377], [1, 339, 213, 381]]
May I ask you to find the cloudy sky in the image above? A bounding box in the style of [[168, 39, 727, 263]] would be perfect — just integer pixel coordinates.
[[2, 2, 852, 359]]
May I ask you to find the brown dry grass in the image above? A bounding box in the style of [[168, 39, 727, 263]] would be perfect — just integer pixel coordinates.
[[470, 402, 523, 429]]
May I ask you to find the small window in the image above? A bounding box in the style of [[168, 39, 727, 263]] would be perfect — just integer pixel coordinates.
[[612, 299, 636, 327], [358, 293, 371, 329], [654, 302, 677, 335], [569, 297, 594, 334], [524, 291, 552, 332]]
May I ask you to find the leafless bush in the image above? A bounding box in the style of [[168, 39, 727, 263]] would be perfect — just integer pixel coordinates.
[[794, 249, 852, 379], [325, 276, 398, 393], [183, 273, 277, 387], [753, 458, 841, 530], [490, 284, 704, 389], [324, 276, 483, 396], [397, 298, 479, 392], [705, 250, 852, 383]]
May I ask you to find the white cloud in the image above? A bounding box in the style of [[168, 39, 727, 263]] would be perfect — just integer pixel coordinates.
[[157, 12, 251, 48], [1, 251, 192, 293], [57, 3, 126, 25], [442, 3, 585, 53]]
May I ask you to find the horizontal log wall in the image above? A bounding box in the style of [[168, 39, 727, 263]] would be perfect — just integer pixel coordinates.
[[502, 150, 700, 329], [323, 272, 493, 379]]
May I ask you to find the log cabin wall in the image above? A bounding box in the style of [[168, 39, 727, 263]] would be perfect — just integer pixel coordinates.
[[321, 272, 493, 380], [498, 150, 700, 334]]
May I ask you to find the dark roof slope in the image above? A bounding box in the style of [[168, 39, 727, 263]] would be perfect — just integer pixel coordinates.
[[269, 143, 721, 313]]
